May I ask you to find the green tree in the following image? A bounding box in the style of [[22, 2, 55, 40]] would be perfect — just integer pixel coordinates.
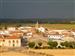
[[48, 41, 58, 48], [38, 42, 42, 47], [28, 42, 35, 48], [60, 41, 75, 48], [60, 41, 69, 48]]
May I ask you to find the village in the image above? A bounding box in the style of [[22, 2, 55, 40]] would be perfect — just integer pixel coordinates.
[[0, 21, 75, 48]]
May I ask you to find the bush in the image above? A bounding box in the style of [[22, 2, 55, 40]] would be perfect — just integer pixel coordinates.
[[28, 42, 35, 48], [69, 42, 75, 48], [42, 46, 49, 49], [48, 46, 54, 49], [48, 41, 58, 48], [38, 42, 42, 47], [60, 41, 75, 49]]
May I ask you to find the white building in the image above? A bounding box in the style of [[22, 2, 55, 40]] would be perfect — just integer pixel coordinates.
[[48, 34, 63, 40], [0, 30, 10, 35], [23, 32, 33, 38], [0, 36, 21, 47], [71, 31, 75, 37], [51, 30, 67, 34], [18, 26, 32, 30], [37, 27, 45, 33], [7, 27, 16, 31]]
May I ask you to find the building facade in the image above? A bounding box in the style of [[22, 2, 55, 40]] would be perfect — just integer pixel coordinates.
[[0, 37, 21, 47], [48, 34, 63, 40]]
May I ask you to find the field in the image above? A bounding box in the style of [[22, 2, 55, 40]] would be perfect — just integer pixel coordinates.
[[40, 24, 75, 30], [0, 48, 75, 56], [0, 23, 75, 30]]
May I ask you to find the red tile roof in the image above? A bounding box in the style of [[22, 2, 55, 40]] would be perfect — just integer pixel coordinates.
[[0, 38, 3, 41], [6, 35, 19, 39], [0, 35, 19, 39]]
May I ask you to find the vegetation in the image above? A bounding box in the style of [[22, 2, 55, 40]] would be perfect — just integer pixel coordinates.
[[48, 40, 58, 49], [60, 41, 75, 48], [34, 42, 42, 49], [38, 42, 42, 47], [35, 45, 39, 49], [27, 41, 75, 49], [28, 42, 35, 48], [0, 23, 75, 30]]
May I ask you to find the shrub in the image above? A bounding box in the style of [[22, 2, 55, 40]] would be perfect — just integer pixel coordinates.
[[38, 42, 42, 47], [69, 42, 75, 48], [48, 46, 54, 49], [28, 42, 35, 48], [60, 42, 65, 46], [42, 46, 49, 49], [48, 41, 58, 48], [60, 41, 75, 49], [60, 41, 70, 47]]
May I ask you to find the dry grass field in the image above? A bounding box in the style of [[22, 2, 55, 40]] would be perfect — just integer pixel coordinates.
[[1, 24, 75, 30], [40, 24, 75, 29], [0, 49, 75, 56], [32, 49, 75, 56]]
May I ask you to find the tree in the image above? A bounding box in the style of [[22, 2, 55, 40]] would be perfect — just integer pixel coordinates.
[[48, 41, 58, 48], [68, 42, 75, 48], [28, 42, 35, 48], [60, 41, 75, 48], [4, 26, 7, 30], [38, 42, 42, 47], [60, 41, 70, 48]]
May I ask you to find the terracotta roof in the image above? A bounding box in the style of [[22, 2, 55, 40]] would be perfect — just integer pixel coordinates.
[[6, 35, 19, 39], [0, 35, 19, 39], [0, 38, 3, 41], [11, 31, 23, 33], [0, 34, 3, 36]]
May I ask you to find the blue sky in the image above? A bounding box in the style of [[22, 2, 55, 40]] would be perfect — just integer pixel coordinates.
[[0, 0, 74, 18]]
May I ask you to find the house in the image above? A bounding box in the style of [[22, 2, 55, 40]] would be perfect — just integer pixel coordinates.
[[62, 30, 71, 37], [37, 27, 45, 33], [10, 31, 24, 37], [23, 32, 33, 38], [48, 31, 59, 35], [21, 36, 28, 46], [50, 30, 67, 34], [7, 27, 16, 31], [0, 30, 10, 35], [48, 34, 63, 40], [0, 35, 21, 47], [71, 31, 75, 37]]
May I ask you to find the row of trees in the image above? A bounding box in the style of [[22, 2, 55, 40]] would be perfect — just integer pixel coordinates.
[[60, 41, 75, 48], [28, 41, 75, 49]]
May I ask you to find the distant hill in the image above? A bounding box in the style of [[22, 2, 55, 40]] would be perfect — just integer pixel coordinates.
[[0, 18, 75, 24]]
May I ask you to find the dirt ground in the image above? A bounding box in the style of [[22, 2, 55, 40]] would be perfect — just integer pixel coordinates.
[[32, 49, 75, 56], [0, 49, 75, 56]]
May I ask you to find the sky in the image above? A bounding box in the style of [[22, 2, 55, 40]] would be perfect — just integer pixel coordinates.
[[0, 0, 74, 18]]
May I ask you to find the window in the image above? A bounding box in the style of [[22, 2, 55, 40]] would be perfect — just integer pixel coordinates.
[[16, 40, 18, 43], [9, 40, 11, 43], [13, 44, 15, 47], [13, 40, 15, 43], [3, 40, 5, 42]]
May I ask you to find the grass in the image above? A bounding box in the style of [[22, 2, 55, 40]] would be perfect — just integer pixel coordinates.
[[0, 23, 75, 30], [40, 24, 75, 30]]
